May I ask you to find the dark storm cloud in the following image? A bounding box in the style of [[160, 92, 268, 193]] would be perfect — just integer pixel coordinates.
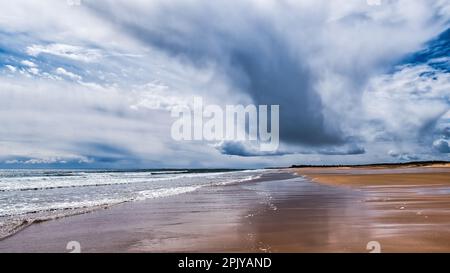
[[80, 0, 449, 162], [78, 142, 135, 162], [318, 144, 366, 155], [216, 141, 364, 157], [216, 141, 291, 157], [87, 1, 344, 146], [433, 139, 450, 153]]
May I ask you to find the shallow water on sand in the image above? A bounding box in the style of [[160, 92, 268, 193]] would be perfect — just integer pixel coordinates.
[[0, 169, 267, 239]]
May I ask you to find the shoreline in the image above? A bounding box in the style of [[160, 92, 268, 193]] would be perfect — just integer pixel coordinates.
[[1, 166, 449, 252], [0, 169, 266, 241]]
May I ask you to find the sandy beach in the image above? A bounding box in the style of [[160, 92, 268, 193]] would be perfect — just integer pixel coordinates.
[[295, 164, 450, 252], [0, 165, 449, 253]]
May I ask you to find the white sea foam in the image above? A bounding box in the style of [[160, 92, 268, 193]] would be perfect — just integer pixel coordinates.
[[1, 170, 266, 208], [136, 186, 202, 201], [0, 197, 131, 217], [0, 170, 230, 192], [0, 169, 270, 239]]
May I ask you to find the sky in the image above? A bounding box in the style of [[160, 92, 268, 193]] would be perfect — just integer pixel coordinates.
[[0, 0, 449, 168]]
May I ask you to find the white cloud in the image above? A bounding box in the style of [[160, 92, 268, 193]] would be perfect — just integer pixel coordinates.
[[20, 60, 37, 67], [0, 73, 182, 166], [18, 60, 40, 75], [4, 65, 16, 72], [55, 67, 82, 81], [0, 0, 141, 52], [27, 67, 40, 75], [388, 150, 419, 161], [362, 63, 449, 142], [27, 43, 102, 63]]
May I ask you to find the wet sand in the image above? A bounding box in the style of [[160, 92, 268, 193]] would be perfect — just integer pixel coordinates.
[[0, 166, 449, 253], [295, 165, 450, 252]]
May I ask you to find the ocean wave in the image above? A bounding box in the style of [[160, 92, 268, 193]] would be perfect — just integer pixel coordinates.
[[212, 174, 262, 186], [150, 170, 189, 175], [0, 205, 113, 240], [0, 169, 271, 239], [0, 197, 130, 218], [135, 186, 202, 201], [0, 171, 231, 192]]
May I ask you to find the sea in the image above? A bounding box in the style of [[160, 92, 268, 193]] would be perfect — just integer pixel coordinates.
[[0, 168, 268, 238]]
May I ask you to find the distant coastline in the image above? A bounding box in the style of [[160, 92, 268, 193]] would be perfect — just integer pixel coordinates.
[[290, 160, 450, 169]]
